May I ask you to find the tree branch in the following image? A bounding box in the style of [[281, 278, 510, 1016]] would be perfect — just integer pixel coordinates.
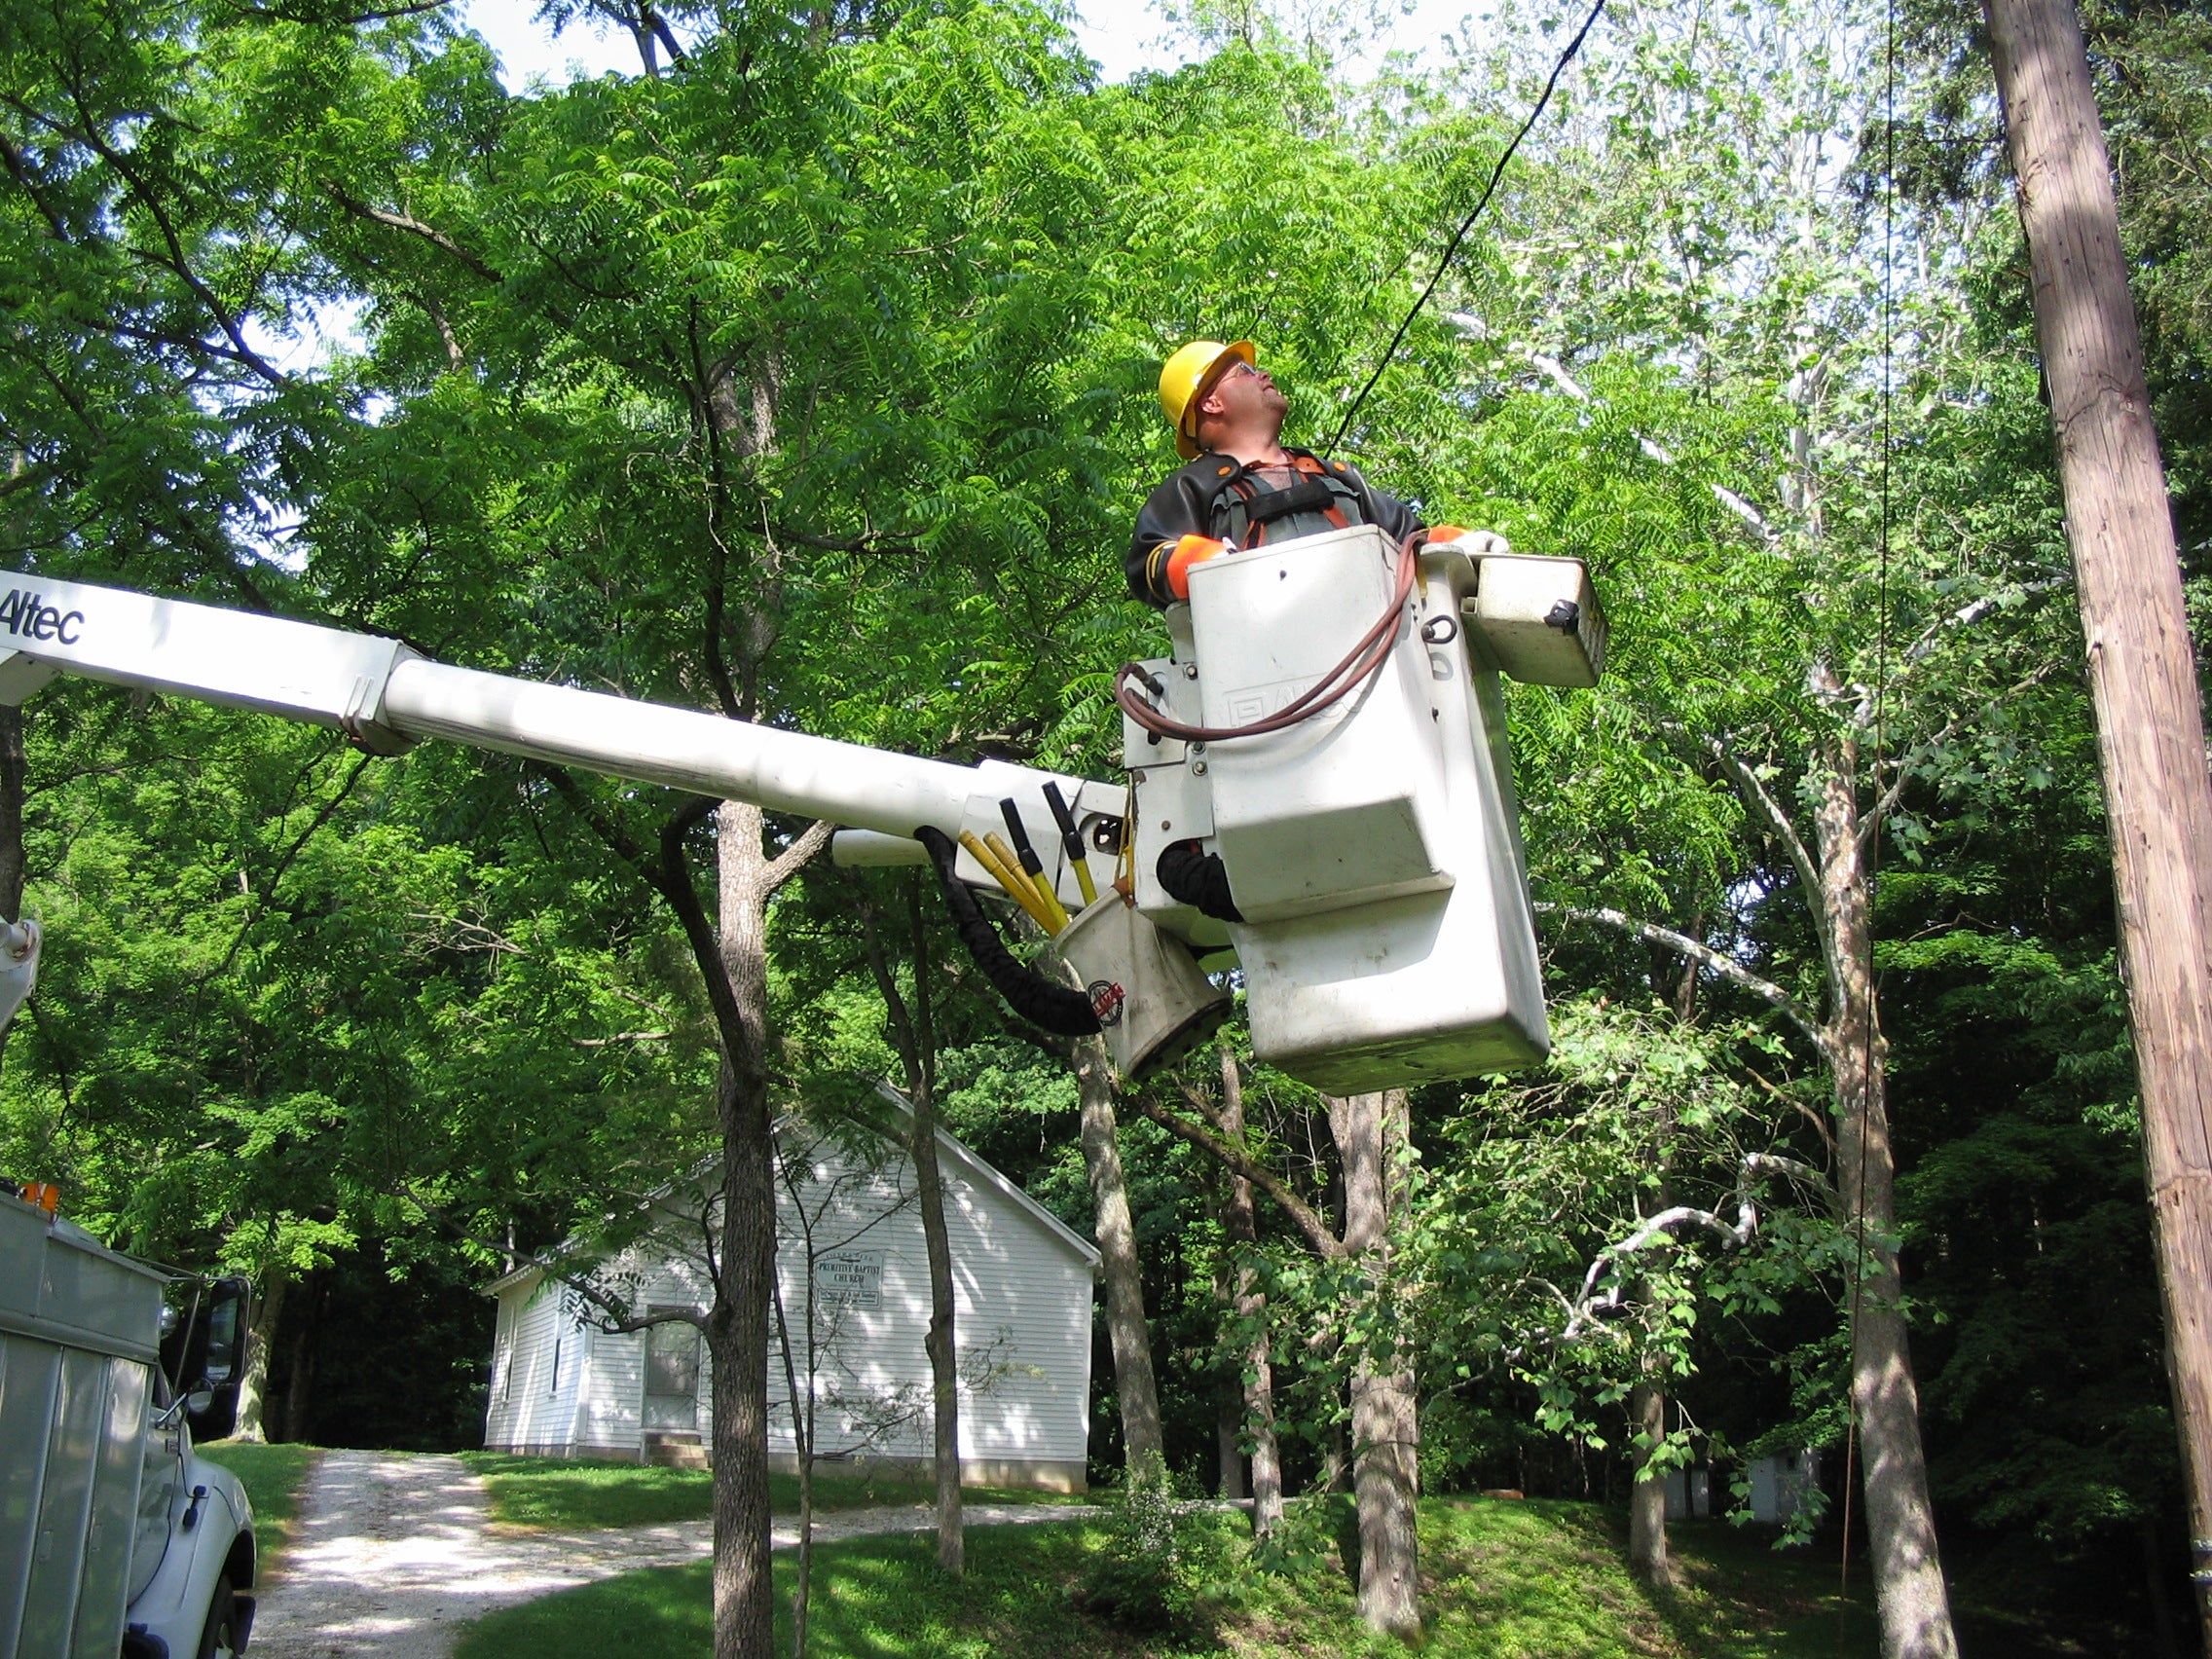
[[1742, 1061, 1837, 1161], [1527, 350, 1776, 540], [17, 87, 288, 389], [1743, 1150, 1835, 1202], [90, 313, 289, 381], [203, 750, 374, 988], [0, 127, 68, 239], [0, 461, 56, 501], [851, 875, 926, 1101], [1551, 1152, 1825, 1343], [540, 769, 745, 1043], [240, 0, 452, 19], [1859, 720, 1955, 854], [765, 818, 834, 893], [765, 524, 920, 553], [1707, 736, 1824, 921], [1560, 1201, 1751, 1339], [644, 6, 689, 66], [1536, 902, 1830, 1052], [1129, 1093, 1344, 1260], [323, 185, 504, 283], [655, 793, 719, 896], [538, 765, 657, 885], [1902, 573, 2073, 663], [1174, 1078, 1235, 1139]]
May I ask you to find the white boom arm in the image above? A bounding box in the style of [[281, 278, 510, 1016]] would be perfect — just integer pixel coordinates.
[[0, 541, 1605, 1092], [0, 571, 1117, 874]]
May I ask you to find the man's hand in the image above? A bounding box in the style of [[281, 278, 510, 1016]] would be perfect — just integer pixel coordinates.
[[1166, 534, 1229, 599]]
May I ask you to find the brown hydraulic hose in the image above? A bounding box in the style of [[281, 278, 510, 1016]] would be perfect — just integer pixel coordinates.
[[1114, 530, 1424, 745]]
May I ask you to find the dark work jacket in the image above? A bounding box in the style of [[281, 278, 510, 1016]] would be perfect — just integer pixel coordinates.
[[1125, 448, 1422, 608]]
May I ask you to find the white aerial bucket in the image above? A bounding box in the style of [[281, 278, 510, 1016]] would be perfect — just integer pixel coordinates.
[[1119, 525, 1592, 1092]]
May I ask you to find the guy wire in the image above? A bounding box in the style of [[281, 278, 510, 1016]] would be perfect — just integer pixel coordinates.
[[1838, 0, 1899, 1648], [1324, 0, 1610, 457]]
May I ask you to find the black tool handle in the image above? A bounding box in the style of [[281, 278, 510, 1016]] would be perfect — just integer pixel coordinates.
[[1042, 781, 1088, 864], [1000, 796, 1048, 877]]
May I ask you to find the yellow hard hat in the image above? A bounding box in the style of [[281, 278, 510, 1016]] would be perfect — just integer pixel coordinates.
[[1159, 339, 1256, 460]]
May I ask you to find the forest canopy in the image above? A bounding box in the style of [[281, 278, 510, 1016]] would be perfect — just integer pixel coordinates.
[[1, 0, 2205, 1650]]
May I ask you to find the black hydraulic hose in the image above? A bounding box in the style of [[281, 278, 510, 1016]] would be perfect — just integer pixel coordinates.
[[915, 826, 1101, 1038], [1157, 839, 1243, 923]]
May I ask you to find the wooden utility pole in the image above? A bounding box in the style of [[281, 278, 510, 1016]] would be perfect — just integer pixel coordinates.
[[1984, 0, 2212, 1640]]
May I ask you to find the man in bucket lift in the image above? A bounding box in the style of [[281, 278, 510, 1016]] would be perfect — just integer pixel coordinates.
[[1126, 339, 1424, 607], [1126, 341, 1447, 925]]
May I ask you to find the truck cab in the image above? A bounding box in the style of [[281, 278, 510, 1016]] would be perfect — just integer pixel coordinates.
[[0, 1188, 257, 1659]]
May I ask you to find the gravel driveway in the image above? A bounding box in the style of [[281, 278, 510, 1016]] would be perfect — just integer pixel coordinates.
[[247, 1449, 1100, 1659]]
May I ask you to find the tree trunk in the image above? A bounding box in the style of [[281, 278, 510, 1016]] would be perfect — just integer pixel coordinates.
[[230, 1270, 284, 1444], [1815, 762, 1959, 1659], [0, 704, 22, 923], [280, 1269, 320, 1444], [1210, 1051, 1250, 1506], [1320, 1418, 1350, 1495], [1985, 2, 2212, 1642], [1071, 1034, 1165, 1483], [1627, 1378, 1672, 1589], [0, 703, 25, 1076], [853, 871, 962, 1570], [771, 1276, 811, 1659], [1631, 1073, 1678, 1590], [1215, 1395, 1245, 1500], [907, 1088, 964, 1573], [1329, 1089, 1419, 1638], [1221, 1047, 1283, 1532], [1204, 1217, 1240, 1500], [709, 800, 778, 1659]]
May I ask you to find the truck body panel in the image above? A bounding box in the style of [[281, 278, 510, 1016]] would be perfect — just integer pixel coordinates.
[[0, 1193, 254, 1659], [0, 1195, 165, 1659]]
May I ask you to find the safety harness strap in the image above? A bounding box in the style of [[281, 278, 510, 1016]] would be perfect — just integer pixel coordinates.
[[1239, 474, 1342, 524], [1219, 454, 1360, 547]]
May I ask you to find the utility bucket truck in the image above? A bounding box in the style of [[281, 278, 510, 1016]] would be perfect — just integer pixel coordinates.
[[0, 1191, 257, 1659], [0, 528, 1602, 1090], [0, 922, 259, 1659]]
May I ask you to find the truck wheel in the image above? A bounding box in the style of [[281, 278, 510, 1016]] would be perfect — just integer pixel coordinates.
[[195, 1575, 243, 1659]]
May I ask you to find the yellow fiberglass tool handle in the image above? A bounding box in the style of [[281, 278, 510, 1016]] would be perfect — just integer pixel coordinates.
[[962, 830, 1057, 933], [998, 798, 1070, 933], [1043, 781, 1098, 908], [981, 830, 1060, 931]]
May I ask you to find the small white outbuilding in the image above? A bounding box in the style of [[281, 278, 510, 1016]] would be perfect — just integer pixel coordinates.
[[480, 1090, 1100, 1492]]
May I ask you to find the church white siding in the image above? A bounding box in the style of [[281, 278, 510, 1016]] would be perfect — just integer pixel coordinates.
[[485, 1272, 590, 1456], [483, 1102, 1099, 1489]]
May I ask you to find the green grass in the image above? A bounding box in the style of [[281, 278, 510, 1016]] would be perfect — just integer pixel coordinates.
[[456, 1451, 1079, 1531], [453, 1496, 1878, 1659], [194, 1440, 320, 1580]]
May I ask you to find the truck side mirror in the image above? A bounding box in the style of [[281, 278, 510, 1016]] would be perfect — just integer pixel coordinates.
[[198, 1276, 248, 1385], [161, 1275, 252, 1440]]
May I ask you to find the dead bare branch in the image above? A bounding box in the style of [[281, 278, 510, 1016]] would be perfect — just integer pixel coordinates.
[[1535, 903, 1829, 1052]]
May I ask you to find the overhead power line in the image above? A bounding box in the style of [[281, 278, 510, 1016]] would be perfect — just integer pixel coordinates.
[[1325, 0, 1611, 457]]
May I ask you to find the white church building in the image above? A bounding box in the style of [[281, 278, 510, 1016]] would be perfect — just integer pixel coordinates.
[[481, 1090, 1100, 1491]]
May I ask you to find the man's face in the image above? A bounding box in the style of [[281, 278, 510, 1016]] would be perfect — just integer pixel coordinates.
[[1198, 359, 1288, 430]]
